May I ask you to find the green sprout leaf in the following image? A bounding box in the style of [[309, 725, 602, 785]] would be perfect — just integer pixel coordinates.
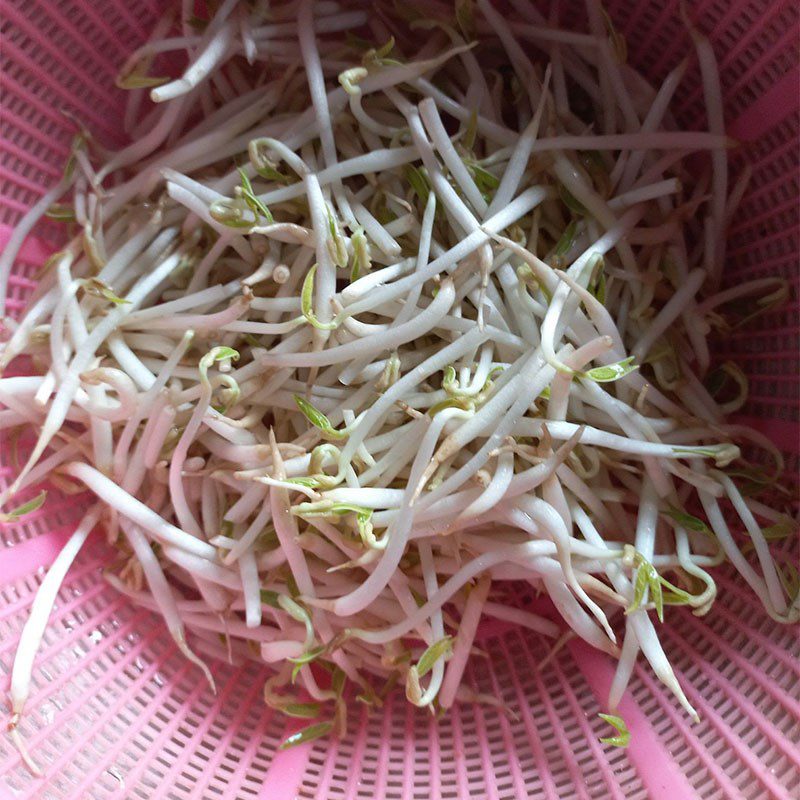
[[455, 0, 475, 39], [332, 666, 347, 699], [598, 713, 630, 747], [259, 589, 282, 609], [285, 476, 324, 489], [376, 352, 401, 392], [238, 168, 273, 223], [589, 256, 606, 305], [292, 501, 371, 520], [624, 547, 697, 621], [349, 227, 371, 282], [209, 198, 254, 228], [293, 395, 346, 439], [117, 72, 169, 90], [463, 107, 479, 152], [289, 645, 326, 667], [45, 203, 76, 222], [719, 279, 789, 329], [0, 490, 47, 523], [203, 346, 239, 364], [80, 278, 130, 305], [248, 138, 293, 183], [468, 162, 500, 196], [559, 184, 587, 215], [671, 445, 739, 467], [326, 209, 348, 268], [281, 702, 322, 719], [442, 365, 459, 395], [116, 57, 169, 90], [362, 36, 398, 68], [301, 265, 338, 331], [778, 560, 799, 602], [553, 220, 578, 261], [416, 636, 453, 677], [405, 165, 431, 205], [581, 357, 638, 383], [664, 506, 713, 536], [199, 347, 239, 388], [279, 720, 334, 750], [290, 645, 326, 681], [600, 6, 627, 63], [627, 554, 661, 620], [428, 396, 475, 416], [760, 517, 797, 541]]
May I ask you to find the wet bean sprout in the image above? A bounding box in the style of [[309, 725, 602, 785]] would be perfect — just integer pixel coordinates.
[[1, 0, 795, 762]]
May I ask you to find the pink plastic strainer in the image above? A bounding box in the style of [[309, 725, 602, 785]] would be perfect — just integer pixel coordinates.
[[0, 1, 798, 798]]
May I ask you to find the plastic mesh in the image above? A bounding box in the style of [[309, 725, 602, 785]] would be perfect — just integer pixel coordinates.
[[0, 0, 798, 798]]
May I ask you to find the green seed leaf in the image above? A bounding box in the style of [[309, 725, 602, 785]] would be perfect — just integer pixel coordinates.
[[248, 139, 293, 183], [279, 720, 334, 750], [285, 476, 323, 489], [289, 645, 326, 666], [0, 490, 47, 523], [598, 713, 630, 747], [281, 702, 322, 719], [293, 395, 346, 439], [238, 168, 273, 223], [626, 557, 655, 616], [326, 210, 348, 268], [671, 445, 740, 467], [778, 560, 799, 602], [356, 509, 373, 541], [581, 357, 638, 383], [664, 506, 713, 536], [292, 501, 371, 519], [209, 198, 253, 228], [375, 36, 396, 60], [405, 165, 431, 205], [416, 636, 453, 678], [117, 72, 170, 89], [332, 667, 347, 698], [80, 278, 130, 305], [649, 570, 665, 622], [301, 265, 338, 331], [290, 644, 326, 681], [442, 365, 459, 395], [186, 13, 210, 30], [553, 220, 577, 259], [428, 397, 474, 416], [760, 517, 796, 540], [559, 184, 587, 215], [463, 107, 478, 151], [45, 203, 76, 222], [658, 576, 693, 607], [589, 257, 606, 305], [349, 227, 371, 282], [259, 589, 282, 609], [469, 162, 500, 194], [600, 7, 627, 63], [201, 347, 239, 372], [455, 0, 475, 39]]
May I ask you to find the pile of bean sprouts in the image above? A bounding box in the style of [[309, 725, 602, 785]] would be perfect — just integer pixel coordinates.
[[2, 0, 796, 761]]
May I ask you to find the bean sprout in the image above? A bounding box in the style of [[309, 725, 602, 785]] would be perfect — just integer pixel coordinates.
[[2, 0, 794, 757]]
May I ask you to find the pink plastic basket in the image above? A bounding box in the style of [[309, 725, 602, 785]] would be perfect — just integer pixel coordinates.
[[0, 1, 798, 798]]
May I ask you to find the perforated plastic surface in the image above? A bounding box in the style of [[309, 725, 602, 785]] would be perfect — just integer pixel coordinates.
[[0, 1, 798, 798]]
